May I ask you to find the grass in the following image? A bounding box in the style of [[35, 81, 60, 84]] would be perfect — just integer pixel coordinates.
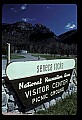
[[10, 54, 25, 59], [35, 92, 77, 115], [2, 53, 25, 59], [31, 53, 76, 60]]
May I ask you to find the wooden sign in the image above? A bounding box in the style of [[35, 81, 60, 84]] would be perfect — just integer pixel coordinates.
[[6, 59, 75, 110]]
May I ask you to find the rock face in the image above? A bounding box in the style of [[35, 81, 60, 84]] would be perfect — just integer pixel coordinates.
[[2, 69, 77, 115], [2, 21, 56, 45], [2, 92, 7, 106]]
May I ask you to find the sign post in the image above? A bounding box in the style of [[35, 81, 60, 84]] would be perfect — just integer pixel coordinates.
[[7, 43, 10, 65], [6, 59, 75, 110]]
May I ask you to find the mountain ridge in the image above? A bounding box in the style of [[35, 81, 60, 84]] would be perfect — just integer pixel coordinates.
[[58, 29, 77, 44], [2, 21, 77, 55]]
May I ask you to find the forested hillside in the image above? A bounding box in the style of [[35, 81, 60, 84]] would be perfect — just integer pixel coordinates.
[[2, 21, 77, 56]]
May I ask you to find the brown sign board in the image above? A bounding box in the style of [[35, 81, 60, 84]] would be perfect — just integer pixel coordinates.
[[6, 59, 75, 110]]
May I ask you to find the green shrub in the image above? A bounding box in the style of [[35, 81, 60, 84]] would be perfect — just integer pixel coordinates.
[[35, 92, 77, 115]]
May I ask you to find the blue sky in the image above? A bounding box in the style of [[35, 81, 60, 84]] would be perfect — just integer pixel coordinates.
[[2, 4, 77, 35]]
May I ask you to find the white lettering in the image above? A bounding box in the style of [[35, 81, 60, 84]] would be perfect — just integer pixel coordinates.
[[25, 85, 49, 99], [36, 87, 42, 94], [19, 82, 24, 89], [50, 91, 56, 96], [55, 87, 64, 94], [19, 78, 42, 89], [32, 98, 35, 104], [52, 79, 68, 89], [25, 91, 31, 98], [64, 73, 70, 77], [37, 64, 52, 73], [45, 75, 63, 83], [46, 85, 50, 91], [32, 89, 36, 96], [42, 86, 46, 92], [36, 96, 40, 102], [54, 62, 63, 70], [52, 83, 56, 88], [50, 87, 64, 96], [31, 94, 48, 104]]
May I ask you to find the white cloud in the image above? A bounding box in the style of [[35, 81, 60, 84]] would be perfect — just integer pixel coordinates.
[[10, 4, 27, 13], [46, 6, 51, 9], [21, 4, 27, 10], [22, 17, 35, 22], [70, 24, 76, 29], [22, 18, 27, 22], [65, 22, 76, 29], [27, 18, 35, 21], [10, 8, 15, 10], [24, 4, 27, 6], [10, 4, 28, 13]]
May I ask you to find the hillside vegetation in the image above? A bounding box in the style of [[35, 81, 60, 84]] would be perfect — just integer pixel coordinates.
[[35, 92, 77, 115], [2, 21, 77, 56]]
